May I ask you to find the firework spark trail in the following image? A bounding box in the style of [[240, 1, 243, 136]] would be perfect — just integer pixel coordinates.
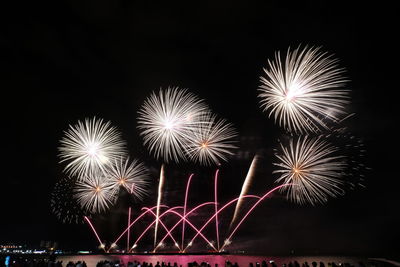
[[131, 207, 183, 251], [154, 164, 165, 247], [139, 208, 182, 252], [181, 174, 194, 249], [183, 194, 261, 252], [126, 184, 135, 252], [84, 216, 105, 252], [127, 206, 131, 252], [318, 124, 368, 191], [258, 46, 349, 133], [111, 205, 168, 247], [214, 169, 220, 250], [229, 155, 258, 230], [149, 208, 218, 252], [50, 176, 86, 224], [133, 206, 218, 252], [220, 184, 291, 251], [59, 117, 126, 178], [157, 202, 215, 250], [274, 136, 346, 205]]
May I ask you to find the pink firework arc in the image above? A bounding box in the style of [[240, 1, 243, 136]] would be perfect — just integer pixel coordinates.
[[84, 170, 291, 253]]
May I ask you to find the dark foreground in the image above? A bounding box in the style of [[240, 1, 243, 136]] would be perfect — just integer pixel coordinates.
[[1, 255, 398, 267]]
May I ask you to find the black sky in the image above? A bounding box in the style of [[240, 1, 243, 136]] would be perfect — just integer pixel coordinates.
[[1, 0, 398, 259]]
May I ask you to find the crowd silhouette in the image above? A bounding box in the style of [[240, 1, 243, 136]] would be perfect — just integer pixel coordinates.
[[1, 257, 390, 267]]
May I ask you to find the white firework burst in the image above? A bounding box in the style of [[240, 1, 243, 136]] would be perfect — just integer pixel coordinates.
[[274, 136, 346, 205], [106, 156, 151, 201], [258, 45, 349, 133], [74, 169, 117, 213], [59, 117, 127, 178], [185, 113, 237, 165], [137, 87, 208, 163]]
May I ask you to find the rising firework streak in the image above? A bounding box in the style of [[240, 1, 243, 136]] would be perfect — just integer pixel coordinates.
[[229, 155, 259, 230], [154, 164, 165, 247]]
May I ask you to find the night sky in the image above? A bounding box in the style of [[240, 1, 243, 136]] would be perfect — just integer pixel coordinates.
[[2, 1, 398, 259]]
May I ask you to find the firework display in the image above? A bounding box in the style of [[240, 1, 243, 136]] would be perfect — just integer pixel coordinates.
[[52, 44, 366, 253], [258, 46, 349, 133]]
